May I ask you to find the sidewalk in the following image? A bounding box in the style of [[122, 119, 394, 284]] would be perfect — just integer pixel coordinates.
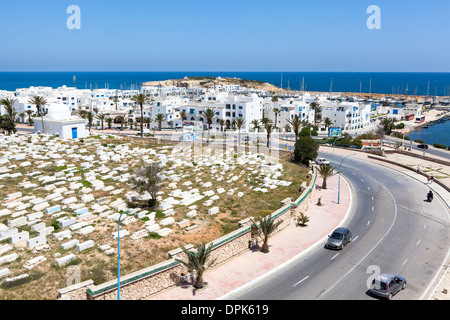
[[146, 173, 352, 300]]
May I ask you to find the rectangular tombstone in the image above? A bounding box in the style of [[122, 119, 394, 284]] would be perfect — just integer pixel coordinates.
[[9, 231, 30, 244], [76, 240, 94, 252], [26, 235, 47, 249], [60, 239, 79, 250]]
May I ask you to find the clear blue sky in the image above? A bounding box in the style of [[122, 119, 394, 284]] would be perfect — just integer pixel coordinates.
[[0, 0, 449, 72]]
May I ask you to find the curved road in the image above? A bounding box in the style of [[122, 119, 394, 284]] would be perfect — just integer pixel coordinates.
[[227, 154, 450, 300]]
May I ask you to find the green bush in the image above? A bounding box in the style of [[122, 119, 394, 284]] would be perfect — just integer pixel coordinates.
[[414, 139, 425, 143], [434, 143, 447, 149]]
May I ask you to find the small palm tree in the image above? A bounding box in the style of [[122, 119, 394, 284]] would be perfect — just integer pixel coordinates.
[[18, 112, 26, 123], [263, 119, 273, 148], [252, 215, 282, 254], [200, 108, 216, 143], [145, 117, 151, 129], [317, 164, 335, 189], [155, 113, 164, 131], [219, 119, 225, 132], [297, 213, 310, 227], [28, 96, 47, 132], [1, 97, 17, 121], [234, 117, 245, 146], [86, 111, 94, 131], [106, 117, 113, 129], [176, 243, 217, 289], [288, 115, 301, 142], [25, 110, 34, 126], [273, 107, 280, 130], [324, 117, 333, 131], [250, 119, 260, 132], [96, 113, 108, 130], [117, 116, 125, 131], [131, 93, 150, 137]]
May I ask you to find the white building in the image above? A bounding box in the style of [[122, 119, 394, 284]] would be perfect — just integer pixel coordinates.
[[33, 103, 89, 139], [322, 102, 371, 131]]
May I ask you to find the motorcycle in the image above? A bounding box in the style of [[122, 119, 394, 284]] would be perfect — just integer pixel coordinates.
[[427, 192, 433, 202]]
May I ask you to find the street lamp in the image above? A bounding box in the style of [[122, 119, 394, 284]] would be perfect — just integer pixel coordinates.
[[117, 211, 126, 300], [338, 153, 356, 204]]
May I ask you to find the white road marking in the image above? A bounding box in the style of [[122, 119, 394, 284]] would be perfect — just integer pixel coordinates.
[[371, 196, 374, 201], [372, 206, 374, 212], [367, 187, 371, 191], [417, 239, 421, 246], [424, 223, 427, 229], [407, 189, 412, 193], [402, 259, 408, 266], [361, 178, 364, 182], [353, 236, 359, 241], [293, 276, 309, 287], [367, 220, 371, 226], [331, 253, 339, 260], [316, 183, 398, 300]]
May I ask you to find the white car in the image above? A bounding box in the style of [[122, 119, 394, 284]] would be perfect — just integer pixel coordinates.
[[315, 158, 331, 165]]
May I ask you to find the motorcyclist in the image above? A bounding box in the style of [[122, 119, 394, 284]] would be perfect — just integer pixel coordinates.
[[427, 190, 433, 202]]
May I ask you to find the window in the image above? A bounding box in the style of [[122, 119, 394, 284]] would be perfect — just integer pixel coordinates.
[[239, 106, 243, 109]]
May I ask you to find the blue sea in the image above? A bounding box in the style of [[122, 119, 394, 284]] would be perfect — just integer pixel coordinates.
[[1, 71, 450, 96], [408, 119, 450, 147]]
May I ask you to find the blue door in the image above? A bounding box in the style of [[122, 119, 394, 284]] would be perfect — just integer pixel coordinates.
[[72, 127, 78, 139]]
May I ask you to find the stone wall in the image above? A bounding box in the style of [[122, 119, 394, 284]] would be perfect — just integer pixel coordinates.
[[57, 168, 317, 300]]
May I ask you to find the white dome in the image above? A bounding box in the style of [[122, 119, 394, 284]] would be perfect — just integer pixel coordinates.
[[45, 103, 72, 120]]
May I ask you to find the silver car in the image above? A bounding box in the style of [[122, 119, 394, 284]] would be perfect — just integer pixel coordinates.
[[326, 227, 352, 250], [369, 274, 406, 300]]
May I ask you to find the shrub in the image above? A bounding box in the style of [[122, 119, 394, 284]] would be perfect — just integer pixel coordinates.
[[414, 139, 425, 143], [434, 143, 447, 149]]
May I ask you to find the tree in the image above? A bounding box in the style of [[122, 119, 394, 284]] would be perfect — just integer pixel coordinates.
[[106, 117, 113, 129], [252, 215, 282, 254], [200, 108, 216, 143], [317, 164, 335, 189], [324, 117, 333, 131], [86, 111, 94, 131], [131, 93, 150, 137], [129, 162, 162, 208], [155, 113, 164, 131], [310, 101, 322, 124], [273, 107, 280, 130], [144, 117, 151, 129], [96, 113, 108, 130], [117, 116, 125, 131], [176, 243, 216, 289], [0, 115, 17, 135], [250, 119, 260, 132], [263, 119, 273, 148], [234, 117, 245, 146], [294, 135, 319, 166], [380, 117, 395, 136], [28, 96, 47, 133], [25, 110, 34, 126], [219, 119, 225, 132], [180, 111, 187, 129], [287, 115, 301, 142], [1, 97, 17, 121]]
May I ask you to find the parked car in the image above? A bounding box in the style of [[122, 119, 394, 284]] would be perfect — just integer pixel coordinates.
[[315, 158, 331, 165], [417, 144, 428, 149], [326, 227, 352, 250], [369, 274, 406, 300]]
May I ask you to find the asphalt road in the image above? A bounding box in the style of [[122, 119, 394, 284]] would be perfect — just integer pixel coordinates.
[[226, 153, 450, 300]]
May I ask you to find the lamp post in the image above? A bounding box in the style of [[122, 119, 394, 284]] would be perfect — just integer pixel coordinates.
[[338, 153, 356, 204], [117, 211, 126, 300], [331, 138, 338, 174]]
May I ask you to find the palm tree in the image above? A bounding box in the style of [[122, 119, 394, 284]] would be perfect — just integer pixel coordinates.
[[250, 119, 260, 133], [234, 117, 245, 146], [219, 119, 225, 132], [317, 164, 335, 189], [263, 119, 273, 148], [324, 117, 333, 131], [96, 113, 108, 130], [86, 111, 94, 131], [25, 110, 34, 126], [1, 97, 17, 121], [117, 116, 125, 131], [180, 110, 187, 126], [200, 108, 216, 143], [28, 96, 47, 132], [287, 115, 301, 142], [273, 107, 280, 131], [145, 117, 151, 129], [18, 112, 26, 123], [155, 113, 164, 131], [252, 215, 282, 254], [131, 93, 151, 137], [176, 243, 217, 289], [106, 117, 113, 129]]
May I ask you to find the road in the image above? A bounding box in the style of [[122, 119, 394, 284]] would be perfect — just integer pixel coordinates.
[[226, 153, 450, 300]]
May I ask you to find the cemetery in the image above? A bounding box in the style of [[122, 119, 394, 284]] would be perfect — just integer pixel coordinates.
[[0, 133, 309, 299]]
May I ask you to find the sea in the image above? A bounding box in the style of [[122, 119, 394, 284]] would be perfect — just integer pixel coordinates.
[[0, 71, 449, 145]]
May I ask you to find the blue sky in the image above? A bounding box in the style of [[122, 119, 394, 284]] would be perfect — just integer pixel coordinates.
[[0, 0, 449, 72]]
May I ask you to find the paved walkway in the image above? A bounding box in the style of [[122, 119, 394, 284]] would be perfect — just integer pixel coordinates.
[[147, 173, 352, 300]]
